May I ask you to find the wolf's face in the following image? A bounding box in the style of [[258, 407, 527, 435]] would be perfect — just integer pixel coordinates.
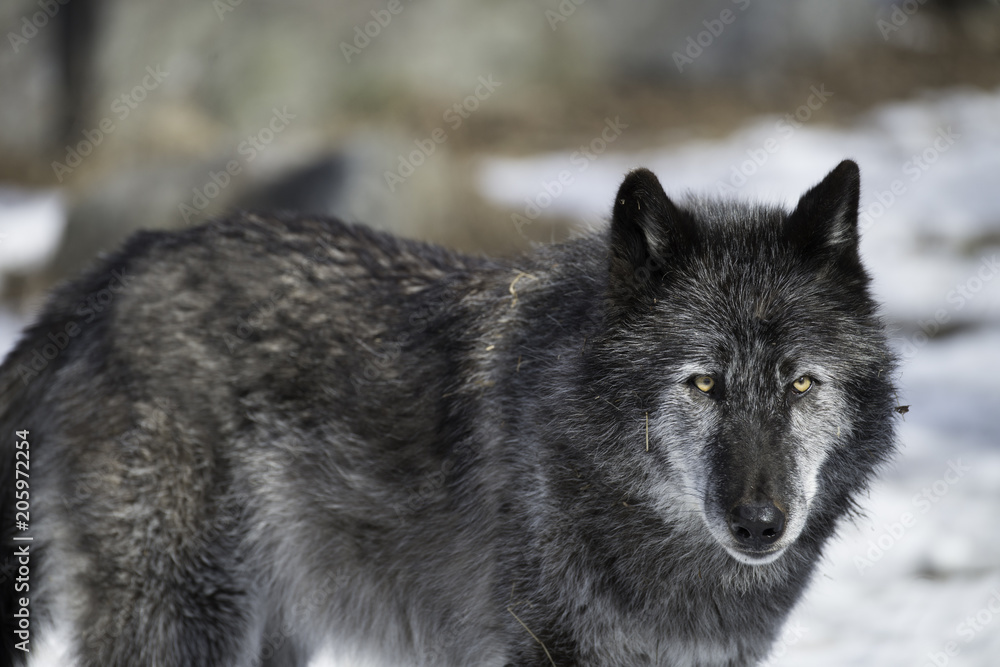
[[650, 278, 861, 565], [603, 162, 895, 566]]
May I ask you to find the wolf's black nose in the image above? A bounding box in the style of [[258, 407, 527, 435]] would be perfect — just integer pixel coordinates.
[[728, 501, 786, 549]]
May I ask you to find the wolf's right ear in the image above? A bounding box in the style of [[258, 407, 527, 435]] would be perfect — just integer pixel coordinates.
[[608, 169, 688, 303]]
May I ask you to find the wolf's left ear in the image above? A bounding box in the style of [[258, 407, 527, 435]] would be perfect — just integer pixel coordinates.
[[785, 160, 861, 257]]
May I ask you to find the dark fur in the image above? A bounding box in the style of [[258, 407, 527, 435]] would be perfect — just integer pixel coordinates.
[[1, 162, 897, 666]]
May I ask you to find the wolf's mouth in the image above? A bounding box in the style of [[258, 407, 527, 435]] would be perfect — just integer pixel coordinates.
[[724, 543, 788, 566]]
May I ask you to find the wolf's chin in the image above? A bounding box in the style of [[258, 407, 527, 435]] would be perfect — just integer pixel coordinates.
[[722, 545, 787, 566]]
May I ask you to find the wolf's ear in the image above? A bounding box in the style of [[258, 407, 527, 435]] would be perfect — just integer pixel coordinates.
[[609, 169, 689, 301], [785, 160, 861, 257]]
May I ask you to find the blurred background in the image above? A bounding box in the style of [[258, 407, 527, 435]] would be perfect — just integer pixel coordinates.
[[1, 0, 999, 665]]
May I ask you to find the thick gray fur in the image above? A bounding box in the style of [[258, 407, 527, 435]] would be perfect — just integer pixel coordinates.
[[0, 161, 897, 666]]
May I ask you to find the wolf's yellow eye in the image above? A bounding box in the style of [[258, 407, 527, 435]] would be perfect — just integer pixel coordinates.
[[694, 375, 715, 393], [792, 376, 813, 393]]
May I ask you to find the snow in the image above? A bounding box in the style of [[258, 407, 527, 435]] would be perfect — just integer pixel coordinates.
[[0, 188, 65, 277], [0, 187, 65, 360], [15, 86, 1000, 665]]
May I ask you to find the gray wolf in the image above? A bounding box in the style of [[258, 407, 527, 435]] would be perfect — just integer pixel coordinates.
[[0, 160, 897, 666]]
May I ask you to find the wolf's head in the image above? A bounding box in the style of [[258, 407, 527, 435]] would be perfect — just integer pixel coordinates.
[[596, 161, 897, 566]]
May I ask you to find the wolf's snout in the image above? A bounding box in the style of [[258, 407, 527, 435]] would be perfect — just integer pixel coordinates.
[[728, 501, 786, 550]]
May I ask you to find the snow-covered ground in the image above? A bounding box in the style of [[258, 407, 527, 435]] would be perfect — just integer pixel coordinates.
[[477, 86, 1000, 666], [7, 86, 1000, 666]]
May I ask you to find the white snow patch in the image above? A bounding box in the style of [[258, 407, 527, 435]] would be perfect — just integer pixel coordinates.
[[0, 187, 65, 277]]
